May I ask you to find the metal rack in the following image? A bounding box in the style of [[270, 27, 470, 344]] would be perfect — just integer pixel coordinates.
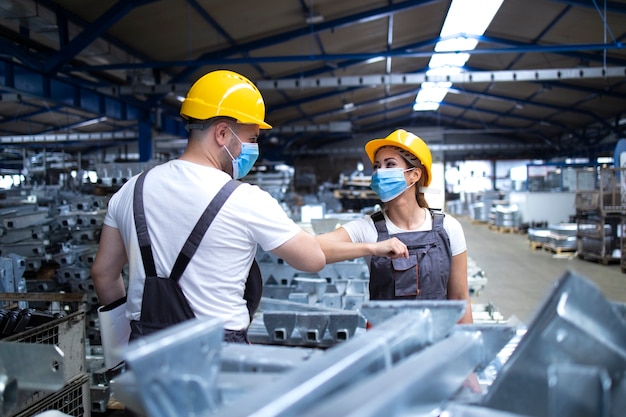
[[574, 168, 626, 267], [1, 292, 89, 417]]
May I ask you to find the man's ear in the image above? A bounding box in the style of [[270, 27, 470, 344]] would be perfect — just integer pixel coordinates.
[[213, 122, 230, 146]]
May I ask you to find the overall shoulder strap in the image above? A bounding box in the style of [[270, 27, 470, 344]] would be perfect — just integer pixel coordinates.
[[169, 179, 242, 281], [429, 209, 445, 228], [134, 172, 243, 281], [371, 210, 389, 235], [133, 169, 157, 278]]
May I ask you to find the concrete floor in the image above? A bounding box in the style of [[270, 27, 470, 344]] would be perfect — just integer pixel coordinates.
[[459, 216, 626, 326]]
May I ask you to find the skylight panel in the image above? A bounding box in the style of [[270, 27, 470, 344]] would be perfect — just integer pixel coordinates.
[[414, 0, 503, 111], [441, 0, 504, 37]]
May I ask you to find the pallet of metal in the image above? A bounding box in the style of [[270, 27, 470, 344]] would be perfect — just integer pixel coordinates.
[[501, 226, 519, 234], [541, 242, 577, 255], [1, 292, 89, 417], [488, 225, 518, 234]]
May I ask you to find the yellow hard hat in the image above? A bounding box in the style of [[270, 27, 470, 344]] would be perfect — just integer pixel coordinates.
[[365, 129, 433, 186], [180, 69, 272, 129]]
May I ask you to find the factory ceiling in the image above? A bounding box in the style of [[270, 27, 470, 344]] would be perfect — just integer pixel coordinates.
[[0, 0, 625, 166]]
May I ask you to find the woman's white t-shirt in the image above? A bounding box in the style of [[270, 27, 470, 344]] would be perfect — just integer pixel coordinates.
[[341, 208, 467, 256]]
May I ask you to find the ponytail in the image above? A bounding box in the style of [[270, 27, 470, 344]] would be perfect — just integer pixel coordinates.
[[414, 164, 429, 208]]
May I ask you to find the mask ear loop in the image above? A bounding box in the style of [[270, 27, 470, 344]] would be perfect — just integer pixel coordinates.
[[223, 126, 242, 160], [404, 167, 418, 189], [223, 144, 236, 160]]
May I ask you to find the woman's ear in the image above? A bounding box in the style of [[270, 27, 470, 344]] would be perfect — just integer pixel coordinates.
[[411, 166, 422, 182]]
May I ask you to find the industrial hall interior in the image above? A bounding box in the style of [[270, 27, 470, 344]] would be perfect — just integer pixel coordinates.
[[0, 0, 625, 416]]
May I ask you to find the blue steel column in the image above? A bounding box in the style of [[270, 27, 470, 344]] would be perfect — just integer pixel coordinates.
[[138, 118, 152, 162]]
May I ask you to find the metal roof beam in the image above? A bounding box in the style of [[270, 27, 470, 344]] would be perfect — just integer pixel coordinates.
[[285, 141, 552, 157], [169, 0, 438, 83], [43, 0, 157, 74], [79, 41, 626, 72], [0, 130, 137, 144], [256, 67, 626, 89], [550, 0, 626, 15], [98, 66, 626, 98], [480, 35, 626, 66]]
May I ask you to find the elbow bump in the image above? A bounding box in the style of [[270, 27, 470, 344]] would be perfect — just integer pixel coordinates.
[[307, 252, 326, 272]]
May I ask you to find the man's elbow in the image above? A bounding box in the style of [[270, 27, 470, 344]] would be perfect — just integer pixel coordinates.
[[310, 251, 327, 272], [294, 250, 326, 273]]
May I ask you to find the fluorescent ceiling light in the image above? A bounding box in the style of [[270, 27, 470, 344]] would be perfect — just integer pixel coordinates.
[[435, 38, 478, 52], [414, 82, 451, 111], [413, 101, 440, 112], [426, 65, 463, 76], [73, 116, 107, 128], [441, 0, 504, 37], [364, 56, 385, 64], [428, 53, 470, 71], [414, 0, 504, 111]]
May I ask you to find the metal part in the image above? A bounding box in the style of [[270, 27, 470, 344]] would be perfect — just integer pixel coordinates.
[[249, 298, 364, 347], [114, 302, 473, 417], [482, 269, 626, 417], [104, 271, 625, 417], [0, 342, 65, 391], [113, 318, 224, 417], [299, 325, 515, 417], [212, 308, 493, 417], [0, 342, 65, 415], [440, 404, 529, 416], [0, 206, 49, 230]]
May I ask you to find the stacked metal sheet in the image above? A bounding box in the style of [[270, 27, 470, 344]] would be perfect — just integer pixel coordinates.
[[494, 203, 520, 228], [547, 223, 578, 250], [527, 227, 551, 245], [528, 223, 578, 251]]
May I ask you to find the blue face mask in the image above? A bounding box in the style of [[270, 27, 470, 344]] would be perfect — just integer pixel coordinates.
[[370, 168, 415, 202], [224, 127, 259, 179]]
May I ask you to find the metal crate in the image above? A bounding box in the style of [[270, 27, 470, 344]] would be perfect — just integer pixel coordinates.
[[574, 191, 599, 211], [10, 373, 90, 417], [3, 294, 87, 383], [1, 293, 89, 416], [5, 310, 87, 382]]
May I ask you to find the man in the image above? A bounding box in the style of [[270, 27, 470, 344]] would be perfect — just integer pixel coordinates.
[[91, 69, 326, 343]]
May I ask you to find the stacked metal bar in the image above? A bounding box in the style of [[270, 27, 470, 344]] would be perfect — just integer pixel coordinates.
[[109, 270, 626, 417]]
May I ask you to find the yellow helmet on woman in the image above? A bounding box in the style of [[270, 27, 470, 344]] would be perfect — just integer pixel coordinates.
[[365, 129, 433, 186], [180, 69, 272, 129]]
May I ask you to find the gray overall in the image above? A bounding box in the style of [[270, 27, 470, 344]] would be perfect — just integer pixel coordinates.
[[369, 210, 452, 300], [129, 169, 262, 344]]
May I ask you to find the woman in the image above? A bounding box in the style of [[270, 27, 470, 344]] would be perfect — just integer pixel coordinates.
[[317, 129, 473, 324]]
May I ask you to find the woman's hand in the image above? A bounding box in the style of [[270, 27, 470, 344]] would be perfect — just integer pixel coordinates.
[[371, 237, 408, 259]]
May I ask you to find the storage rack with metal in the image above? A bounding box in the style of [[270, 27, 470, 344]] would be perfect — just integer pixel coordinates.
[[574, 167, 626, 267], [1, 292, 89, 417]]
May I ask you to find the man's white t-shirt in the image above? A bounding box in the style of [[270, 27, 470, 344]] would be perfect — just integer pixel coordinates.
[[104, 160, 301, 330], [341, 208, 467, 256]]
